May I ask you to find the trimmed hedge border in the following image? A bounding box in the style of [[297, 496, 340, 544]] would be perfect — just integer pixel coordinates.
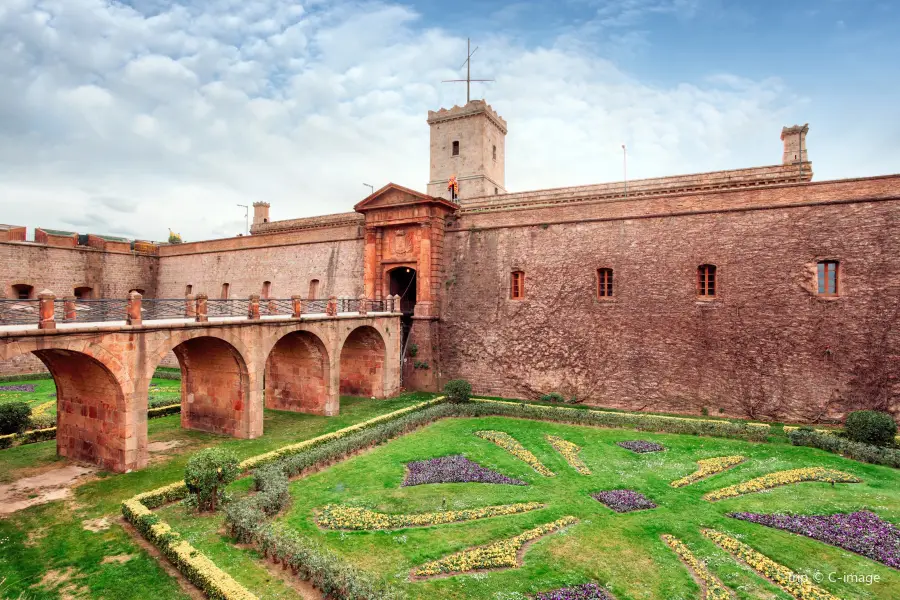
[[0, 373, 51, 382], [788, 429, 900, 469], [123, 397, 781, 600], [0, 404, 181, 450]]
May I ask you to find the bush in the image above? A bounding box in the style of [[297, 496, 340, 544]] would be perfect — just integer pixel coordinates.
[[0, 402, 32, 435], [251, 464, 290, 517], [789, 429, 900, 469], [540, 392, 567, 403], [845, 410, 897, 447], [185, 448, 240, 512], [443, 379, 472, 403]]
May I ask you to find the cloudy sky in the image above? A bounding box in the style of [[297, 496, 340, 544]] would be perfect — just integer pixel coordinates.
[[1, 0, 897, 241]]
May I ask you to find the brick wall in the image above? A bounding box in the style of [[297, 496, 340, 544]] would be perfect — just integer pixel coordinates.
[[0, 242, 157, 300], [339, 326, 386, 398], [439, 183, 900, 423]]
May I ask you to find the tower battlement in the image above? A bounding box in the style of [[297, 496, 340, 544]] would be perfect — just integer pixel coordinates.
[[427, 100, 508, 133]]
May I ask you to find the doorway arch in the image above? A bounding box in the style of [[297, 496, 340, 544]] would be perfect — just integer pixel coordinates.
[[387, 266, 416, 314]]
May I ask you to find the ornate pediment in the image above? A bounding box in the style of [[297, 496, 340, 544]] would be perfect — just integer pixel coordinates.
[[354, 183, 458, 213]]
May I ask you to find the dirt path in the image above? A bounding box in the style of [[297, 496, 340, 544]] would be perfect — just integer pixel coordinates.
[[0, 464, 96, 515]]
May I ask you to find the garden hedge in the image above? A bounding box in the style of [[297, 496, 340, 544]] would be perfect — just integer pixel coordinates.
[[788, 428, 900, 469]]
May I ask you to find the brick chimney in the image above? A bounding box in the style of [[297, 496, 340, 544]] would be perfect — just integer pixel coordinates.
[[781, 124, 809, 165], [252, 202, 270, 226]]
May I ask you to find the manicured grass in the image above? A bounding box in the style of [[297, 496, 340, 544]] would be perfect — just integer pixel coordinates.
[[0, 391, 436, 599], [258, 416, 900, 599], [0, 376, 182, 417]]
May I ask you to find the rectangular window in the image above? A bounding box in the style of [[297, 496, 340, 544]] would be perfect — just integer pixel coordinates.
[[262, 281, 272, 299], [452, 140, 459, 156], [493, 144, 497, 160], [510, 271, 525, 299], [597, 268, 614, 298], [221, 283, 230, 299], [308, 279, 319, 299], [185, 284, 193, 296], [817, 261, 839, 296], [697, 264, 716, 297]]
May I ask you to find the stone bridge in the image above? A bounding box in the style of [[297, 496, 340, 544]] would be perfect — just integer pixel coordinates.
[[0, 294, 402, 472]]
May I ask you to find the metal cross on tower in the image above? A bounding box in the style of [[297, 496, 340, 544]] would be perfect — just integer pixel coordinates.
[[442, 38, 493, 103]]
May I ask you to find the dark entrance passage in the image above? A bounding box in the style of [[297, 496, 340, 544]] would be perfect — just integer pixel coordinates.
[[388, 267, 416, 314]]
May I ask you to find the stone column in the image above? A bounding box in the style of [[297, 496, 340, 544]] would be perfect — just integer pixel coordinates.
[[326, 296, 338, 317], [63, 296, 77, 321], [291, 295, 303, 318], [358, 294, 368, 315], [195, 293, 208, 322], [364, 226, 378, 300], [248, 294, 260, 320], [126, 291, 142, 326], [38, 290, 56, 330], [185, 294, 196, 318]]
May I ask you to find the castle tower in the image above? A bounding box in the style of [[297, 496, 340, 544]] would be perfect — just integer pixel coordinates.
[[252, 201, 270, 226], [427, 100, 507, 202], [781, 124, 809, 165]]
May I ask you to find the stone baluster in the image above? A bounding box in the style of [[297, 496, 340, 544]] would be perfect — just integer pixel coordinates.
[[195, 293, 208, 322], [38, 290, 56, 330], [291, 295, 303, 318], [185, 294, 196, 318], [64, 296, 77, 321], [326, 295, 338, 317], [248, 294, 260, 319], [358, 294, 368, 315], [127, 291, 142, 326]]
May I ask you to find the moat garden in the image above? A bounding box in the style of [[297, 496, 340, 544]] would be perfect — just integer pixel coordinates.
[[1, 377, 899, 600]]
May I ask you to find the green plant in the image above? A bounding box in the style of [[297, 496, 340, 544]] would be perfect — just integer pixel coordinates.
[[540, 392, 566, 403], [845, 410, 897, 446], [788, 428, 900, 468], [0, 402, 31, 435], [443, 379, 472, 403], [184, 447, 240, 512], [413, 360, 430, 370], [407, 343, 418, 357]]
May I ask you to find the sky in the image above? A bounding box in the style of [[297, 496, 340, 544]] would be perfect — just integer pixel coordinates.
[[0, 0, 897, 242]]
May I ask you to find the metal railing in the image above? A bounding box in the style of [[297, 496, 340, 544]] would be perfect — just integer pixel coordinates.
[[55, 299, 128, 323], [0, 299, 40, 324], [260, 298, 293, 316], [142, 299, 192, 320], [206, 298, 251, 318]]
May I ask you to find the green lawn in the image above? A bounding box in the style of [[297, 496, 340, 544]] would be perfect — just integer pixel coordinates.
[[0, 376, 182, 417], [0, 392, 437, 599], [258, 416, 900, 600]]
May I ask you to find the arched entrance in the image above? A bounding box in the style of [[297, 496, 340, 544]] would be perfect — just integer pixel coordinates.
[[388, 266, 416, 314], [265, 330, 330, 414], [339, 326, 386, 398]]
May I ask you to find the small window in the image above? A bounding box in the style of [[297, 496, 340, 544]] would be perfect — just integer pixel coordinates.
[[129, 288, 145, 295], [263, 218, 268, 223], [308, 279, 320, 299], [74, 286, 93, 299], [12, 284, 33, 300], [452, 140, 459, 156], [697, 264, 716, 297], [817, 261, 839, 296], [494, 187, 498, 195], [510, 271, 525, 300], [221, 283, 230, 299], [185, 284, 193, 296], [597, 268, 614, 298], [492, 144, 497, 160], [262, 281, 272, 299]]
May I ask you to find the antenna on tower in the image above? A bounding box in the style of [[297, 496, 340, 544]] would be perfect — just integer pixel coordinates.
[[442, 38, 494, 103]]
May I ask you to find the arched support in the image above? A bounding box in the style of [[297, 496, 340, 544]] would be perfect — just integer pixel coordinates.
[[265, 331, 331, 415], [339, 326, 387, 398]]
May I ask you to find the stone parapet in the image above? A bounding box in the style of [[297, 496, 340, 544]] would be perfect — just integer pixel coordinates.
[[250, 211, 364, 235], [427, 100, 508, 134]]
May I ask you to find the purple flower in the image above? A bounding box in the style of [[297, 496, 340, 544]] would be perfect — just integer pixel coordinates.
[[402, 455, 527, 487], [0, 384, 36, 392], [533, 583, 616, 600], [592, 489, 657, 513], [617, 440, 665, 454], [729, 511, 900, 570]]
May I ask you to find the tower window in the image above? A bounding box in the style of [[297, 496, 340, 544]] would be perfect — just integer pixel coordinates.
[[597, 268, 614, 298], [452, 140, 459, 156], [221, 283, 230, 299], [12, 284, 33, 300], [308, 279, 320, 299], [74, 286, 93, 299], [262, 281, 272, 299], [697, 264, 716, 297], [510, 271, 525, 300], [493, 144, 497, 160], [185, 284, 193, 296], [495, 187, 498, 195], [817, 261, 839, 296]]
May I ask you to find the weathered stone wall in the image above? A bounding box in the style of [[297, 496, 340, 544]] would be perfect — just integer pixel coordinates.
[[439, 179, 900, 423], [156, 229, 364, 300], [0, 241, 157, 299]]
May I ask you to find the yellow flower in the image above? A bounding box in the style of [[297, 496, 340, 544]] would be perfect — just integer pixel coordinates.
[[545, 435, 591, 475], [661, 535, 732, 600], [475, 430, 554, 476], [671, 455, 744, 487], [704, 467, 860, 501], [316, 502, 545, 531]]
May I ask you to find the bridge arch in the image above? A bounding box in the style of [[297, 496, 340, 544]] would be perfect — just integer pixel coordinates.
[[339, 325, 387, 398], [264, 330, 331, 414]]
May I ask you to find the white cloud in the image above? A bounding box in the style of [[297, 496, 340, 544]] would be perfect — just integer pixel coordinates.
[[0, 0, 882, 243]]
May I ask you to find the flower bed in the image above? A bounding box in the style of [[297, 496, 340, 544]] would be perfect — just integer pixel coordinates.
[[661, 534, 732, 600], [592, 489, 657, 513], [670, 456, 745, 488], [703, 468, 861, 502], [533, 583, 616, 599], [402, 454, 526, 486], [617, 440, 665, 454], [316, 502, 544, 530], [702, 529, 840, 600], [475, 430, 555, 476], [546, 435, 591, 475], [0, 384, 36, 392], [728, 510, 900, 570], [411, 516, 577, 577]]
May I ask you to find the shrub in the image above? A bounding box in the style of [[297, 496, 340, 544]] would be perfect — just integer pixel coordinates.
[[0, 402, 31, 435], [443, 379, 471, 403], [789, 429, 900, 469], [184, 448, 240, 512], [251, 464, 290, 517], [540, 392, 566, 403], [845, 410, 897, 447]]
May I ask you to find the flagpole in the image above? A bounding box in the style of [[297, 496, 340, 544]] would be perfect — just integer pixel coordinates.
[[622, 144, 627, 199]]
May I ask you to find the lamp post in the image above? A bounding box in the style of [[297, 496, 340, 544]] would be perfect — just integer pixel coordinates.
[[622, 144, 627, 199], [363, 183, 374, 195], [237, 204, 249, 235]]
